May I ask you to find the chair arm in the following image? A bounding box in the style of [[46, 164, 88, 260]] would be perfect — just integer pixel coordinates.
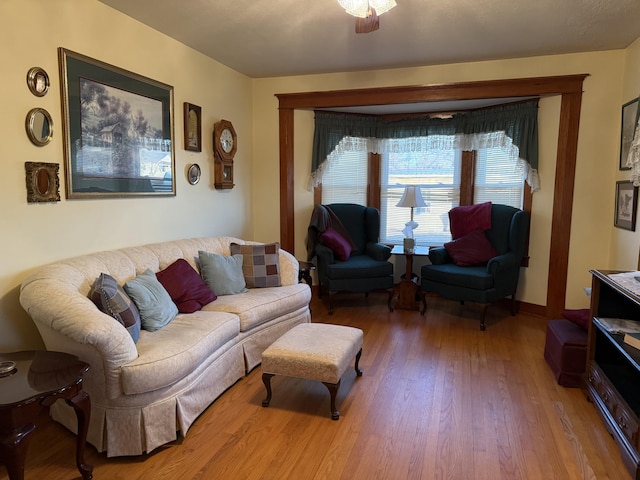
[[486, 253, 517, 274], [366, 242, 392, 261], [428, 247, 451, 265], [315, 244, 336, 265]]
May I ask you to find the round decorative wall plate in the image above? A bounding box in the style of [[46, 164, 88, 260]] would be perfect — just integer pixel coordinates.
[[187, 163, 201, 185]]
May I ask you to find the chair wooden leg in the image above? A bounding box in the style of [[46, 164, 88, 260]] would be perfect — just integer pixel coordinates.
[[480, 304, 488, 331], [420, 291, 427, 315], [328, 291, 335, 315], [387, 289, 394, 312], [510, 295, 517, 315]]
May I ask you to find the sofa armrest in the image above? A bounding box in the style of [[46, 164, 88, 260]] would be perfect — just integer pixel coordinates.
[[278, 247, 299, 286], [428, 246, 451, 265], [366, 242, 392, 261]]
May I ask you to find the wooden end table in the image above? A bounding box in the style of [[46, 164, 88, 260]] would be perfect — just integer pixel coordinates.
[[0, 350, 92, 480], [390, 245, 429, 311]]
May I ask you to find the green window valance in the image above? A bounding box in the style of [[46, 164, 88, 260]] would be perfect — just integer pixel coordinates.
[[311, 100, 539, 191]]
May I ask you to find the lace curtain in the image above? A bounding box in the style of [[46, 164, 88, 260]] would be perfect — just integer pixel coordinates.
[[310, 100, 540, 192]]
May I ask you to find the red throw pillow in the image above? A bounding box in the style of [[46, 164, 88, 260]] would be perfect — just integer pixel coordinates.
[[321, 226, 353, 261], [562, 309, 590, 331], [449, 202, 492, 239], [444, 228, 498, 266], [156, 259, 217, 313]]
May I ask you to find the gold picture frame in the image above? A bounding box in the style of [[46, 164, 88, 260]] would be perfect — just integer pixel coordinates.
[[25, 162, 60, 203], [184, 103, 202, 152]]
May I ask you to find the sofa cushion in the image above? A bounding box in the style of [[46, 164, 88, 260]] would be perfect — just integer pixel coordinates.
[[449, 201, 492, 239], [199, 251, 247, 295], [321, 226, 353, 261], [444, 228, 498, 266], [203, 283, 311, 332], [120, 311, 240, 395], [156, 259, 217, 313], [229, 242, 281, 288], [124, 269, 178, 332], [89, 273, 141, 343]]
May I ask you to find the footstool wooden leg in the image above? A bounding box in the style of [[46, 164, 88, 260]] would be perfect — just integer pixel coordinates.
[[322, 380, 341, 420], [261, 373, 274, 407], [355, 348, 363, 377]]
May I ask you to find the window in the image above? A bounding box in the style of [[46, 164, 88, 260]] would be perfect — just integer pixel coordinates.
[[474, 146, 524, 207], [319, 142, 526, 246], [320, 149, 368, 205], [381, 148, 461, 246]]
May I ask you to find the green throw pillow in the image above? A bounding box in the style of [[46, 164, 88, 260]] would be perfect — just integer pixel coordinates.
[[124, 269, 178, 332], [198, 251, 247, 295]]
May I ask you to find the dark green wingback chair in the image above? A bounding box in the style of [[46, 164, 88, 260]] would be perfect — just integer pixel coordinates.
[[312, 203, 394, 314], [420, 204, 530, 330]]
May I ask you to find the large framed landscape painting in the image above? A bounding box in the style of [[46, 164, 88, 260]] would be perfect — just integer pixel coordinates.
[[59, 48, 175, 198]]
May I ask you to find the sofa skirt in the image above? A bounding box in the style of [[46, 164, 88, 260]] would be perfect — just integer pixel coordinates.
[[51, 341, 245, 457]]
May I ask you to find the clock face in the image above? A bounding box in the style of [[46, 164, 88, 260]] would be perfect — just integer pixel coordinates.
[[220, 128, 234, 153]]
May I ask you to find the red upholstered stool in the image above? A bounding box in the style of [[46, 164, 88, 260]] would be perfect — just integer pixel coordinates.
[[544, 319, 588, 387]]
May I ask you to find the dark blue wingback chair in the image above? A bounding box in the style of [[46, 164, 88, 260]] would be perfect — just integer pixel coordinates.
[[420, 204, 530, 330], [312, 203, 394, 314]]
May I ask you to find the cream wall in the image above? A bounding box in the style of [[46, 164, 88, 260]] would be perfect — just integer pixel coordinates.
[[0, 0, 253, 350], [252, 50, 627, 310], [610, 37, 640, 269]]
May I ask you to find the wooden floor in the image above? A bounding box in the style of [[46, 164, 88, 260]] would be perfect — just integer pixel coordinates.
[[2, 293, 632, 480]]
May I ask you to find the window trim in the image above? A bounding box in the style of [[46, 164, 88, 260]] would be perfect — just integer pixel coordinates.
[[277, 74, 587, 317]]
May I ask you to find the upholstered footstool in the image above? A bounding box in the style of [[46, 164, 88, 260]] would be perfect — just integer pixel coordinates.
[[544, 319, 588, 387], [261, 323, 363, 420]]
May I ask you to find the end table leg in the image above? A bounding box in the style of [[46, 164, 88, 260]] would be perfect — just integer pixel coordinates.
[[322, 380, 341, 420], [1, 423, 36, 480], [67, 390, 93, 480], [354, 349, 363, 377], [262, 373, 274, 407]]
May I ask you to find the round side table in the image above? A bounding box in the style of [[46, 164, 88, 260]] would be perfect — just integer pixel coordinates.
[[0, 350, 93, 480]]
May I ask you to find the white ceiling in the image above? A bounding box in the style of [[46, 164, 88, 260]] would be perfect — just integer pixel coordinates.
[[98, 0, 640, 79]]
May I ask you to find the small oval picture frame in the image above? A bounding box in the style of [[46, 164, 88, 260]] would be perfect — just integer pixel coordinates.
[[26, 67, 50, 97], [25, 108, 53, 146], [187, 163, 201, 185]]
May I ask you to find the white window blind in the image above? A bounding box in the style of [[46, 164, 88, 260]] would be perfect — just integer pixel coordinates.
[[380, 148, 461, 246], [474, 146, 524, 208], [321, 150, 368, 205]]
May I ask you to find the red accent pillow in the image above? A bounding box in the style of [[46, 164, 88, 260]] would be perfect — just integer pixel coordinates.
[[562, 309, 590, 331], [321, 227, 353, 261], [444, 228, 498, 266], [156, 259, 217, 313], [449, 202, 492, 239]]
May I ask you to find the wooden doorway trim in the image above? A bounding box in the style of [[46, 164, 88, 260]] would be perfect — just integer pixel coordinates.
[[276, 74, 588, 317]]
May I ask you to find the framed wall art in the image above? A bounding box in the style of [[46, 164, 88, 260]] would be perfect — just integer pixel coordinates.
[[59, 48, 175, 198], [620, 97, 639, 170], [184, 103, 201, 152], [614, 180, 638, 231]]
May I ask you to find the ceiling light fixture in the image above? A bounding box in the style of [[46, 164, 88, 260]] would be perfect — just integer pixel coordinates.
[[337, 0, 397, 33]]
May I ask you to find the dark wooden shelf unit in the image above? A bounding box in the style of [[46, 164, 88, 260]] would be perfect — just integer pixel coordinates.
[[586, 269, 640, 480]]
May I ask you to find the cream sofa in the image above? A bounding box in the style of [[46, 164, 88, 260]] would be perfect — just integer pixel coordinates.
[[19, 236, 311, 457]]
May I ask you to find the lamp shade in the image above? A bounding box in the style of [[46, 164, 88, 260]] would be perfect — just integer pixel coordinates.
[[396, 186, 427, 209]]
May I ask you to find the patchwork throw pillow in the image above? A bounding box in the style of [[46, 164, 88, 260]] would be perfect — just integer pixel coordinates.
[[229, 242, 281, 288], [124, 269, 179, 332], [156, 259, 217, 313], [444, 228, 498, 266], [89, 273, 141, 343], [198, 251, 248, 295], [321, 226, 353, 261], [449, 201, 492, 239]]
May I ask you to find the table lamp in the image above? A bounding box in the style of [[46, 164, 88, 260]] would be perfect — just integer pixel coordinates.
[[397, 185, 426, 253]]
